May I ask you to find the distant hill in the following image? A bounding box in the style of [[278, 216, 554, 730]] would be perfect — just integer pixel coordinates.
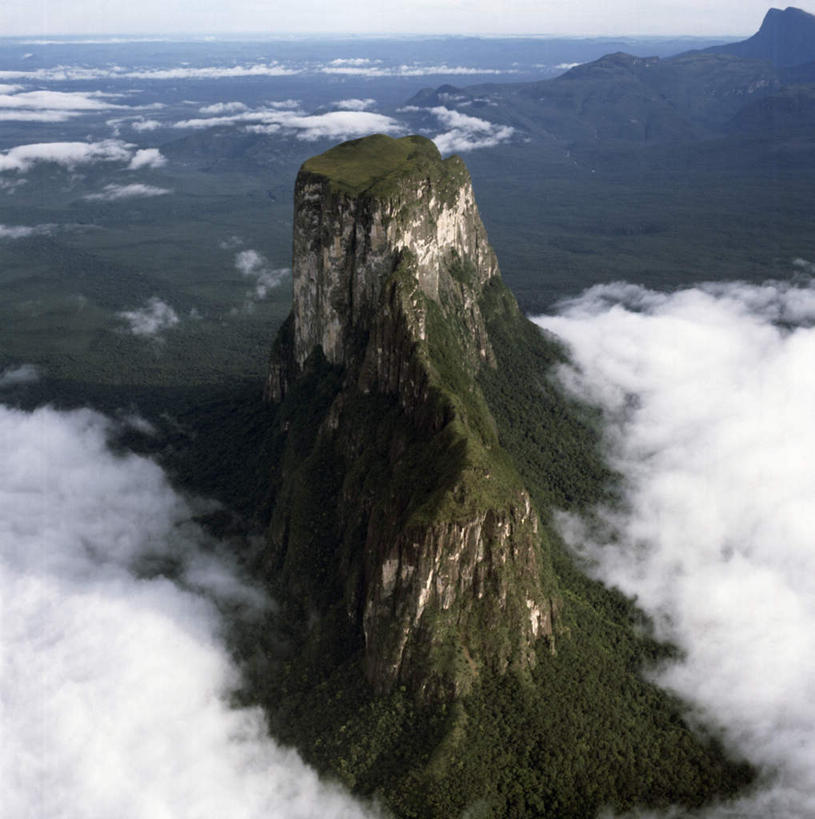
[[406, 7, 815, 151], [727, 84, 815, 133], [705, 6, 815, 67], [407, 52, 781, 145]]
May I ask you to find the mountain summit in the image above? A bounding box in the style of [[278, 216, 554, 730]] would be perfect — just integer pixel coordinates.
[[265, 134, 558, 700], [707, 6, 815, 67]]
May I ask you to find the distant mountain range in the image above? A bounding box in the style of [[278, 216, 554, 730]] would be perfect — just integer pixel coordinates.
[[407, 8, 815, 149]]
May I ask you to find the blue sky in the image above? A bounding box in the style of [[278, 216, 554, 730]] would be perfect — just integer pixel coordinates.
[[3, 0, 815, 37]]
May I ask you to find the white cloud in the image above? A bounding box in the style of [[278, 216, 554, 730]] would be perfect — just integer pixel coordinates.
[[0, 223, 54, 239], [174, 110, 279, 129], [0, 88, 130, 122], [334, 98, 377, 111], [131, 118, 162, 131], [235, 249, 289, 300], [0, 66, 115, 82], [0, 364, 39, 387], [0, 109, 81, 122], [200, 101, 248, 114], [0, 89, 124, 111], [107, 115, 165, 135], [125, 63, 298, 79], [85, 183, 171, 202], [0, 140, 166, 175], [174, 104, 403, 142], [320, 63, 513, 77], [248, 111, 403, 141], [127, 147, 167, 169], [0, 403, 378, 819], [328, 58, 375, 67], [535, 278, 815, 817], [117, 297, 179, 336], [428, 106, 514, 153], [0, 63, 296, 82], [0, 61, 514, 83], [0, 139, 138, 174], [172, 102, 301, 130], [275, 110, 403, 142], [235, 249, 266, 277]]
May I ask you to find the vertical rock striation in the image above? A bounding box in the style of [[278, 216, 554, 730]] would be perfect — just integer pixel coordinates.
[[265, 134, 557, 699]]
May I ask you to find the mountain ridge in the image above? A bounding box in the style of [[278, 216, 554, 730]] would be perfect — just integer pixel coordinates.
[[406, 8, 815, 151]]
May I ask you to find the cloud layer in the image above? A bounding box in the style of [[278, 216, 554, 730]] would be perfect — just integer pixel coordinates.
[[174, 102, 404, 142], [0, 403, 377, 819], [0, 62, 515, 83], [535, 279, 815, 817], [0, 139, 167, 174], [0, 87, 159, 122], [0, 63, 297, 82]]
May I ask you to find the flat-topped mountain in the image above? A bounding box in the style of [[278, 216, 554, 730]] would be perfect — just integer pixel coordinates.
[[266, 134, 557, 700], [251, 134, 755, 815]]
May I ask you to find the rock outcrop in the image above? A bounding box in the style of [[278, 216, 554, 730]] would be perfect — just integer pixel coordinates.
[[265, 134, 557, 699]]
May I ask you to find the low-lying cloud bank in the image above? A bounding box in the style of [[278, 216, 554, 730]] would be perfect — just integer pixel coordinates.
[[0, 62, 515, 83], [0, 139, 166, 174], [535, 279, 815, 817], [174, 102, 404, 142], [0, 63, 297, 82], [0, 403, 377, 819], [0, 88, 123, 111], [0, 87, 162, 122]]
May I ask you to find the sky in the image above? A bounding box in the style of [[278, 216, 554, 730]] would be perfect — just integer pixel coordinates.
[[3, 0, 815, 37]]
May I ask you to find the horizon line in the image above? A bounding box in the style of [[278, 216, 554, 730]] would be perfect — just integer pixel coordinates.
[[0, 31, 747, 42]]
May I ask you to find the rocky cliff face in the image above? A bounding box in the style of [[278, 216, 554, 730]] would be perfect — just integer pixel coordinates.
[[266, 135, 497, 400], [265, 134, 557, 699]]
